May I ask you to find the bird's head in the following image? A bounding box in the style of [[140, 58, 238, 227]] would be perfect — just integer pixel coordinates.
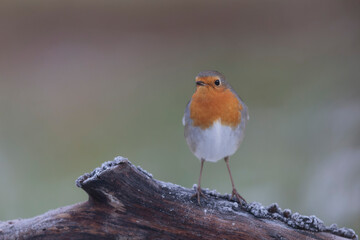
[[195, 70, 229, 92]]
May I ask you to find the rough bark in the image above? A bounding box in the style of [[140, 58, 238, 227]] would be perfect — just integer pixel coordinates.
[[0, 157, 357, 240]]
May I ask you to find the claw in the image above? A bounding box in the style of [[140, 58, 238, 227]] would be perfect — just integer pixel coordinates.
[[230, 188, 247, 206], [191, 187, 207, 205]]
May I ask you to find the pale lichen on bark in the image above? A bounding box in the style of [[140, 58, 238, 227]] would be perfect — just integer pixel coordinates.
[[0, 156, 357, 240]]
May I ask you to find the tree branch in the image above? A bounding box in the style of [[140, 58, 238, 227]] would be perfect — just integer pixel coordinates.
[[0, 157, 357, 240]]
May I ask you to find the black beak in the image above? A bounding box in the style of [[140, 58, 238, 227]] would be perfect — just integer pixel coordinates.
[[196, 81, 206, 86]]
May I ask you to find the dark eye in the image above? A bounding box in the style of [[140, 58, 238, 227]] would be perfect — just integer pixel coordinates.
[[214, 79, 220, 86]]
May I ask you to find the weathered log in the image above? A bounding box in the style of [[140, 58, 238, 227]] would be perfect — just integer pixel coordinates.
[[0, 156, 357, 240]]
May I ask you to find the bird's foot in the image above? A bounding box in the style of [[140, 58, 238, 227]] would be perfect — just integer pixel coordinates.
[[230, 188, 247, 206], [191, 186, 207, 205]]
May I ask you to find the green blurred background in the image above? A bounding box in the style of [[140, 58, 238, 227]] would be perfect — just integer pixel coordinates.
[[0, 0, 359, 233]]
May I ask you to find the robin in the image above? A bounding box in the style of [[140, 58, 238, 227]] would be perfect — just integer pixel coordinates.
[[183, 70, 249, 205]]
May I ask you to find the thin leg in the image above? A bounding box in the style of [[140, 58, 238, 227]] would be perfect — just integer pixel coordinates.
[[224, 156, 247, 205], [192, 158, 206, 204]]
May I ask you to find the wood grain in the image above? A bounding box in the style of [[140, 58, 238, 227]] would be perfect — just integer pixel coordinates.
[[0, 157, 357, 240]]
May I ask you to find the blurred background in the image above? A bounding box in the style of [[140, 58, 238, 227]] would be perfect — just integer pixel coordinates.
[[0, 0, 359, 233]]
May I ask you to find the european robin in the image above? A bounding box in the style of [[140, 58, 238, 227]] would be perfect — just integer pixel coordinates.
[[183, 70, 249, 205]]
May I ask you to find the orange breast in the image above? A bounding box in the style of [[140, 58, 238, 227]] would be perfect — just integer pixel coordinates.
[[190, 88, 242, 129]]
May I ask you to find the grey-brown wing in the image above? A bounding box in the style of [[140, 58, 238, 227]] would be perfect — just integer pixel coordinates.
[[182, 100, 191, 126], [230, 88, 249, 122]]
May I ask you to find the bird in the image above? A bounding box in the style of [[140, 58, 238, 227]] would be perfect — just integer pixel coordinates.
[[183, 70, 249, 205]]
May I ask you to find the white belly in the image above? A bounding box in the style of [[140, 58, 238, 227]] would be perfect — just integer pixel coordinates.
[[190, 120, 242, 162]]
